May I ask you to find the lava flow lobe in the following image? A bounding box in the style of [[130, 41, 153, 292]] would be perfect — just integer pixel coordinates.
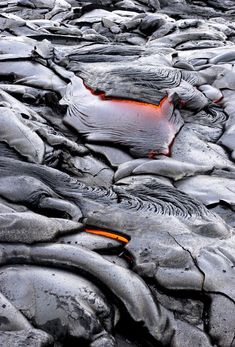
[[62, 76, 183, 158]]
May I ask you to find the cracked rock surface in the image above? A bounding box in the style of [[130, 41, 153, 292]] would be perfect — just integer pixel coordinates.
[[0, 0, 234, 346]]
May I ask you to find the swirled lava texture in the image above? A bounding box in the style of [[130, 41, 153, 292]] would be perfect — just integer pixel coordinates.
[[62, 76, 183, 158]]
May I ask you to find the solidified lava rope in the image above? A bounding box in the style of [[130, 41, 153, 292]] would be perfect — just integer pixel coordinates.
[[84, 228, 129, 244]]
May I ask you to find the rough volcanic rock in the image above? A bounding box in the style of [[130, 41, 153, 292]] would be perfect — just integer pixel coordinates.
[[0, 1, 234, 347]]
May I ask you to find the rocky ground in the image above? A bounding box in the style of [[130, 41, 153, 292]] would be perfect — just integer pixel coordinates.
[[0, 0, 235, 346]]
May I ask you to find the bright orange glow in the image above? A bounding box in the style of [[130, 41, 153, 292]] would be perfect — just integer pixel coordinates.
[[109, 96, 168, 109], [84, 228, 129, 244], [77, 79, 176, 158], [83, 82, 167, 110]]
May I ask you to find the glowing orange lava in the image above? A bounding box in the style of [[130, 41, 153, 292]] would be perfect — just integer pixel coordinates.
[[64, 77, 178, 158], [83, 82, 168, 111], [84, 228, 129, 244]]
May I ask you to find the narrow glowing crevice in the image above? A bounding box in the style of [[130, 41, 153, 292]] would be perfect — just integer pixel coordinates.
[[84, 228, 129, 244]]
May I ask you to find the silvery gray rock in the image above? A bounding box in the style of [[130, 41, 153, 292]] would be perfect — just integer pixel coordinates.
[[0, 329, 53, 347], [0, 0, 234, 346], [176, 175, 235, 208]]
